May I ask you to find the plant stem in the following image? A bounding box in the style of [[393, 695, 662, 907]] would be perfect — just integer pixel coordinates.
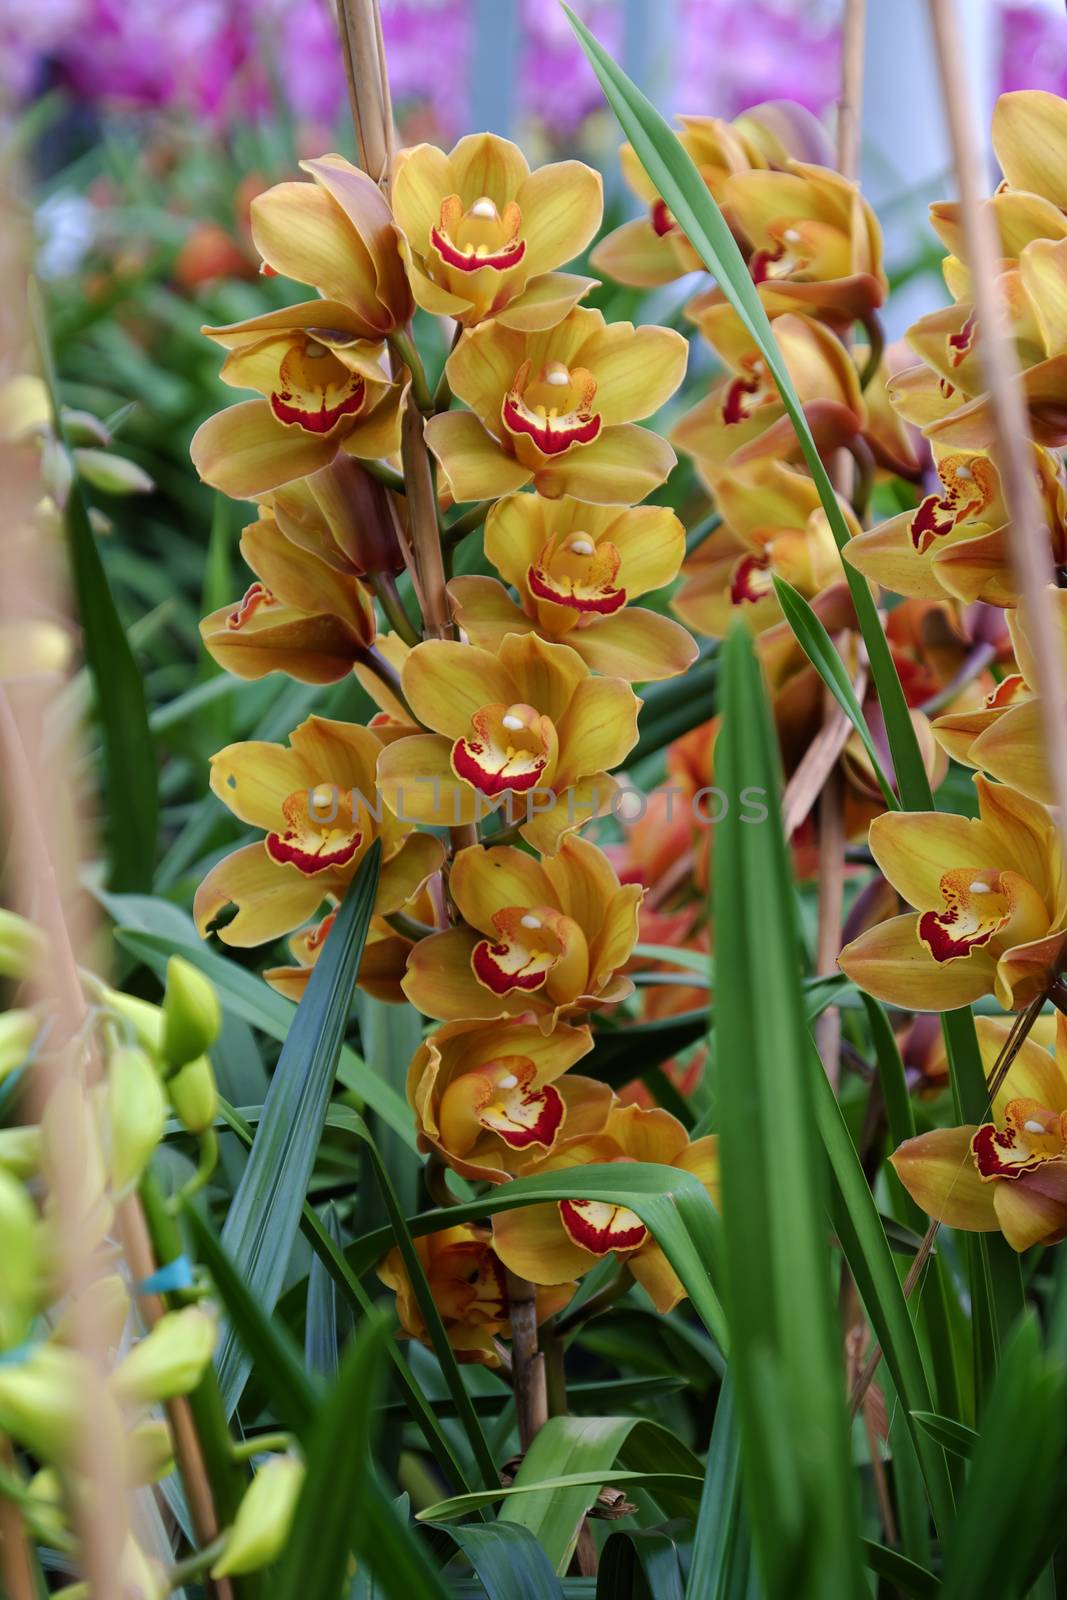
[[362, 459, 406, 493], [505, 1272, 548, 1451], [168, 1533, 230, 1591], [684, 510, 722, 558], [0, 1444, 36, 1600], [918, 639, 998, 716], [389, 330, 433, 414], [400, 396, 452, 640], [354, 644, 419, 723], [230, 1433, 295, 1462], [369, 572, 419, 647], [442, 500, 493, 549]]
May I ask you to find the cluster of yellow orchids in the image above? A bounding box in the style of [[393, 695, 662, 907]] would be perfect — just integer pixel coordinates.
[[191, 87, 1067, 1360]]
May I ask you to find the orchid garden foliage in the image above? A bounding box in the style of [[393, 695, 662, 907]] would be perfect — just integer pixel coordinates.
[[9, 3, 1067, 1598]]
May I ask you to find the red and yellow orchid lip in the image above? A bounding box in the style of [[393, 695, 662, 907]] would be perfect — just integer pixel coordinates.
[[452, 702, 557, 796], [269, 337, 367, 435], [526, 534, 627, 616], [722, 360, 776, 425], [986, 673, 1027, 709], [947, 311, 979, 367], [729, 552, 774, 606], [972, 1097, 1067, 1179], [559, 1197, 648, 1255], [430, 193, 527, 274], [437, 1054, 565, 1156], [265, 785, 363, 875], [917, 867, 1049, 964], [227, 582, 278, 629], [909, 454, 997, 553], [650, 199, 678, 238], [502, 358, 601, 456], [471, 907, 568, 995]]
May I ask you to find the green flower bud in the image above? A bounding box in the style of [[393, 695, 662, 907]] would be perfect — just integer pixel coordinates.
[[117, 1536, 166, 1600], [0, 910, 46, 979], [0, 1169, 37, 1350], [110, 1307, 216, 1406], [161, 957, 221, 1071], [41, 1078, 108, 1223], [0, 1126, 41, 1179], [125, 1418, 174, 1486], [212, 1454, 306, 1578], [100, 986, 164, 1056], [73, 447, 154, 496], [168, 1054, 218, 1135], [106, 1046, 165, 1194], [0, 1009, 38, 1085], [25, 1468, 68, 1547], [59, 407, 111, 447], [40, 435, 72, 508], [0, 1345, 89, 1461]]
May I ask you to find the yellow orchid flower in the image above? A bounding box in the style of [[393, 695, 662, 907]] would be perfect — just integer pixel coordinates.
[[407, 1016, 608, 1183], [377, 1222, 574, 1368], [425, 306, 687, 505], [194, 715, 443, 947], [491, 1102, 719, 1313], [447, 493, 695, 682], [263, 907, 416, 1005], [991, 90, 1067, 218], [401, 834, 642, 1026], [932, 588, 1067, 806], [592, 100, 833, 287], [687, 159, 885, 336], [190, 310, 403, 500], [267, 452, 407, 579], [669, 311, 864, 484], [671, 460, 854, 640], [249, 154, 412, 335], [891, 1015, 1067, 1252], [200, 514, 376, 684], [392, 132, 602, 328], [376, 631, 640, 853], [839, 776, 1067, 1012]]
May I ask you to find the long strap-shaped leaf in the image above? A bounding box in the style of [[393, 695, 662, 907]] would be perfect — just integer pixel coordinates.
[[562, 6, 929, 815], [215, 840, 381, 1413], [421, 1522, 565, 1600]]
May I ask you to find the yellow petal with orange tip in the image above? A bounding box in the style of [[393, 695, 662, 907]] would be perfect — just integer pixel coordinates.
[[392, 141, 454, 251], [603, 1101, 689, 1165], [402, 639, 516, 740], [300, 155, 413, 327], [588, 884, 644, 993], [449, 843, 555, 934], [240, 518, 374, 633], [202, 297, 382, 349], [890, 1125, 998, 1231], [533, 424, 676, 506], [568, 609, 697, 682], [996, 929, 1067, 1013], [190, 401, 335, 499], [340, 384, 405, 462], [497, 631, 588, 721], [992, 1167, 1067, 1251], [866, 807, 999, 910], [975, 772, 1060, 890], [926, 353, 1067, 452], [519, 773, 619, 857], [930, 704, 1005, 768], [492, 1202, 597, 1285], [376, 831, 446, 917], [287, 715, 382, 797], [377, 733, 480, 827], [591, 323, 688, 426], [628, 1245, 686, 1313], [424, 411, 532, 503], [200, 599, 366, 685], [1019, 236, 1067, 359], [402, 926, 530, 1022], [838, 913, 998, 1011], [541, 831, 621, 927], [446, 320, 527, 426], [447, 575, 533, 651], [976, 1018, 1067, 1123], [591, 219, 681, 288], [553, 675, 641, 785], [992, 90, 1067, 211], [844, 512, 959, 603], [194, 843, 326, 947], [676, 1134, 721, 1210], [517, 159, 603, 277], [251, 181, 380, 318], [449, 131, 530, 205], [494, 273, 597, 332], [208, 739, 307, 831]]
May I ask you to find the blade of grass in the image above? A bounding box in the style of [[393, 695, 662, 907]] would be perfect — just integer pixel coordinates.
[[215, 842, 381, 1413]]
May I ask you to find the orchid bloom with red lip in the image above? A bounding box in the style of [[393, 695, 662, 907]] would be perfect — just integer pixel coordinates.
[[839, 776, 1067, 1012], [671, 460, 854, 641], [401, 835, 642, 1028], [446, 493, 695, 683], [406, 1017, 611, 1183], [263, 897, 431, 1006], [194, 716, 443, 947], [425, 306, 687, 505], [190, 306, 404, 500], [932, 588, 1067, 807], [391, 132, 602, 328], [200, 512, 376, 684], [376, 631, 641, 854], [892, 1016, 1067, 1252], [491, 1102, 719, 1313], [592, 100, 834, 288], [376, 1223, 574, 1368]]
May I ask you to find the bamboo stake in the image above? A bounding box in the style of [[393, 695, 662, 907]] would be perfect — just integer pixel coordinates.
[[928, 0, 1067, 850]]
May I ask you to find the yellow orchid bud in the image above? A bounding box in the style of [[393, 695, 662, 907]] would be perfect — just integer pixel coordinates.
[[40, 434, 72, 508], [0, 1125, 41, 1179], [110, 1306, 216, 1406], [25, 1468, 68, 1547], [0, 908, 46, 979], [100, 984, 165, 1055], [161, 956, 221, 1071], [0, 1169, 38, 1350], [117, 1535, 166, 1600], [212, 1454, 306, 1577], [73, 447, 154, 496], [168, 1053, 218, 1135], [0, 1344, 89, 1461], [41, 1077, 108, 1224], [0, 1008, 38, 1086], [125, 1418, 175, 1486], [106, 1046, 166, 1194]]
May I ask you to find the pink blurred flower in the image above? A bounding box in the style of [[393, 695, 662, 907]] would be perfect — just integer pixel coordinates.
[[518, 0, 622, 133], [676, 0, 841, 119], [998, 2, 1067, 95]]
